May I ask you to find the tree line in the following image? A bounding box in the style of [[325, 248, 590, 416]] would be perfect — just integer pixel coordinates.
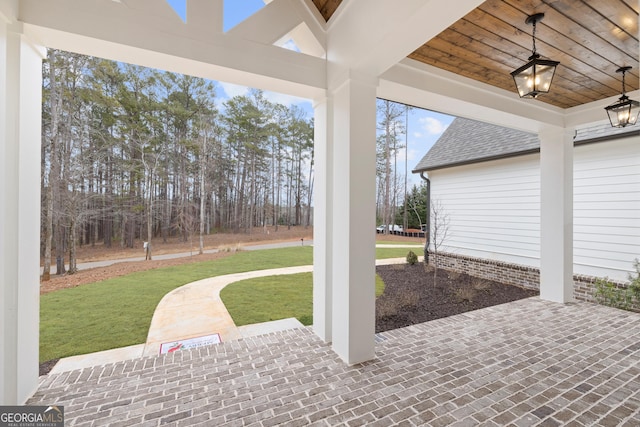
[[41, 49, 314, 278], [376, 99, 430, 232]]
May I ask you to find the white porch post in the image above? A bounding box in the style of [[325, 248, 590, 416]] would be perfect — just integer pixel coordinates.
[[330, 72, 377, 365], [312, 96, 332, 342], [1, 17, 44, 404], [539, 126, 574, 303]]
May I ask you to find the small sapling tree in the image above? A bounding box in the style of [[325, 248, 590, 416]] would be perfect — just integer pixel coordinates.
[[430, 199, 450, 287]]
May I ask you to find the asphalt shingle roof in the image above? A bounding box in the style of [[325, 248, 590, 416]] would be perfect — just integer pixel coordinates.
[[412, 117, 539, 172], [413, 117, 639, 173], [574, 121, 640, 142]]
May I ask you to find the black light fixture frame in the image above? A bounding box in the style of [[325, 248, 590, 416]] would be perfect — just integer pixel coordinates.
[[604, 66, 640, 128], [511, 13, 560, 99]]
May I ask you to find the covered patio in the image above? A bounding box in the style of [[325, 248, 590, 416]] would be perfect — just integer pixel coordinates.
[[1, 0, 639, 407], [28, 298, 640, 425]]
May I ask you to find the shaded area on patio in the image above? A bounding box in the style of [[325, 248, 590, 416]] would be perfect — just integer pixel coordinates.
[[29, 298, 640, 426]]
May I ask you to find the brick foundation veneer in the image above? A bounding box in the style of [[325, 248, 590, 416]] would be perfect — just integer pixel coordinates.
[[428, 252, 629, 303]]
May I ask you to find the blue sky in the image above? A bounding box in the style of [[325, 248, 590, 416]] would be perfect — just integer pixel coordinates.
[[165, 0, 264, 30], [164, 0, 454, 187]]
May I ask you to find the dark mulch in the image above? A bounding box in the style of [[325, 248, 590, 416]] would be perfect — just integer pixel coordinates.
[[376, 263, 539, 333], [39, 359, 59, 376]]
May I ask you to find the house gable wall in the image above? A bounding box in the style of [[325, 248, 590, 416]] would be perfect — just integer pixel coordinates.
[[428, 136, 640, 282], [429, 153, 541, 268]]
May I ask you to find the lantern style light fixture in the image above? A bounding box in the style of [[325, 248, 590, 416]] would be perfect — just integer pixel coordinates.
[[511, 13, 559, 99], [604, 66, 640, 128]]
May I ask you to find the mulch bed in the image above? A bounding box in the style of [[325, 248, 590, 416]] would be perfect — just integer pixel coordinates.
[[39, 359, 59, 377], [376, 263, 539, 333]]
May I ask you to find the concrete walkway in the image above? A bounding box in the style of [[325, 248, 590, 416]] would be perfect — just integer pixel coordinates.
[[144, 256, 419, 357], [50, 256, 415, 373], [143, 265, 314, 357]]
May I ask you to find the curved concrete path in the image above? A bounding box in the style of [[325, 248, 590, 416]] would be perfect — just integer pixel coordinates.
[[50, 255, 420, 372], [143, 265, 314, 356], [143, 256, 419, 356]]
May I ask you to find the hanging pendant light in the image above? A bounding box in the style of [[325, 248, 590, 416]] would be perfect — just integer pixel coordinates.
[[511, 13, 560, 99], [605, 66, 640, 128]]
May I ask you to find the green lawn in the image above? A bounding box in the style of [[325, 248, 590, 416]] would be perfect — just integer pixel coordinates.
[[40, 245, 410, 362], [220, 273, 385, 326], [376, 240, 424, 245], [375, 247, 420, 259]]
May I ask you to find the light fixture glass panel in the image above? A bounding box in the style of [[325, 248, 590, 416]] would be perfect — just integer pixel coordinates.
[[606, 98, 640, 128], [511, 58, 559, 98], [535, 63, 556, 92], [510, 13, 559, 99], [604, 66, 640, 128]]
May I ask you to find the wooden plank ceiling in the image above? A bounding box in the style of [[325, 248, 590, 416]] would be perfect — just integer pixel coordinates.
[[312, 0, 639, 109], [311, 0, 342, 23]]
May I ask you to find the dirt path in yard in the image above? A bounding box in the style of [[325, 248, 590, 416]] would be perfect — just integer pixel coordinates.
[[40, 227, 424, 294]]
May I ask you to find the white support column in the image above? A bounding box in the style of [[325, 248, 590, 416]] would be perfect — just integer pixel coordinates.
[[539, 125, 574, 303], [312, 96, 332, 342], [0, 8, 8, 407], [330, 72, 377, 365], [1, 20, 44, 404]]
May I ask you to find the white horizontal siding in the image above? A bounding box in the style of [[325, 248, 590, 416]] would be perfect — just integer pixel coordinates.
[[428, 136, 640, 281], [573, 137, 640, 281], [429, 153, 541, 268]]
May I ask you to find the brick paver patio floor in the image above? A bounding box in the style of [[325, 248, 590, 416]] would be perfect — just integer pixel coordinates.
[[29, 298, 640, 426]]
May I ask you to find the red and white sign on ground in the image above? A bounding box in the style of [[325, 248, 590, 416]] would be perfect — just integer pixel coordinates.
[[159, 333, 222, 355]]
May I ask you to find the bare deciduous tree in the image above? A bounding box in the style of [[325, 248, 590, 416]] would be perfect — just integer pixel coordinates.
[[41, 50, 61, 280], [141, 142, 163, 260], [376, 100, 405, 233], [430, 199, 450, 286]]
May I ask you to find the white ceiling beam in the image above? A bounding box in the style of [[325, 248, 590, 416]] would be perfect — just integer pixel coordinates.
[[0, 0, 18, 23], [187, 0, 223, 36], [283, 0, 326, 58], [282, 22, 325, 58], [227, 0, 300, 44], [233, 0, 325, 58], [118, 0, 180, 22], [262, 0, 326, 48], [19, 0, 326, 98], [326, 0, 484, 80], [297, 0, 327, 46], [379, 59, 565, 133]]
